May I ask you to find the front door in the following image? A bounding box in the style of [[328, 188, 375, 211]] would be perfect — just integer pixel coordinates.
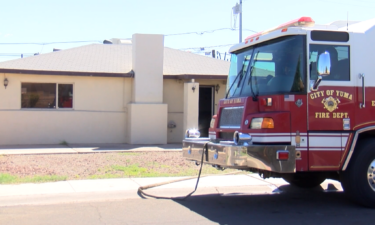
[[199, 86, 214, 137], [307, 43, 353, 171]]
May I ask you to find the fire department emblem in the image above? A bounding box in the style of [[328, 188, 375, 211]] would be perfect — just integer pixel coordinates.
[[321, 96, 340, 112]]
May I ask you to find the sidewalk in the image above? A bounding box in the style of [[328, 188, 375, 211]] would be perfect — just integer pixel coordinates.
[[0, 174, 343, 207], [0, 144, 343, 207], [0, 143, 182, 155]]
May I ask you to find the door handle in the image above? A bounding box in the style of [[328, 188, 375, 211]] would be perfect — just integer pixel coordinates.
[[359, 73, 365, 108]]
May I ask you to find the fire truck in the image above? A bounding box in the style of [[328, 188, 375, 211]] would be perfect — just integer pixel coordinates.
[[183, 17, 375, 207]]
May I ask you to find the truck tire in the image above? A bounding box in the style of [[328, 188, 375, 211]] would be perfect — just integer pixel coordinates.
[[282, 173, 326, 188], [341, 138, 375, 208]]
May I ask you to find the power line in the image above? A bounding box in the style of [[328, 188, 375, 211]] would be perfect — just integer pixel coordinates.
[[179, 43, 235, 51], [165, 28, 257, 36], [0, 28, 258, 46], [0, 53, 34, 56], [316, 0, 375, 8], [0, 40, 102, 45]]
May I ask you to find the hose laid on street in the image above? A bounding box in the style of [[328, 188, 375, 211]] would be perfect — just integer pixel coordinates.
[[137, 142, 241, 200]]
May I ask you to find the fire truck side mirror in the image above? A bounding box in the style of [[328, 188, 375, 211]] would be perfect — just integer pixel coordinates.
[[317, 51, 331, 76]]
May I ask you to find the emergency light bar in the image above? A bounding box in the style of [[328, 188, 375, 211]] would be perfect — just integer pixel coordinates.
[[245, 17, 315, 43]]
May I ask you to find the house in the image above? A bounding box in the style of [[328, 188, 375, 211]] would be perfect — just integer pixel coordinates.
[[0, 34, 230, 145]]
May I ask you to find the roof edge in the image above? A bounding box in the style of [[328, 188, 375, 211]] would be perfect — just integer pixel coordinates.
[[163, 74, 227, 80], [0, 68, 134, 78]]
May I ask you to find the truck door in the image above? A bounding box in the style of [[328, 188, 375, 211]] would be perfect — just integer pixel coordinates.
[[307, 44, 353, 171]]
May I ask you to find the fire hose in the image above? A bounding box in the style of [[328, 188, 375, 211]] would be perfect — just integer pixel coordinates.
[[137, 142, 241, 200]]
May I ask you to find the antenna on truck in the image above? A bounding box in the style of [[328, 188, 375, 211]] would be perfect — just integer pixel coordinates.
[[347, 12, 349, 31]]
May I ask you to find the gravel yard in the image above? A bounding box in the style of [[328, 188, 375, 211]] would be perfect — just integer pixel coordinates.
[[0, 152, 235, 183]]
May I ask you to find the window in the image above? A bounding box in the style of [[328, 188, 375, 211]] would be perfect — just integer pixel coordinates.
[[311, 31, 349, 42], [226, 49, 253, 98], [241, 35, 306, 97], [309, 44, 350, 81], [21, 83, 73, 109]]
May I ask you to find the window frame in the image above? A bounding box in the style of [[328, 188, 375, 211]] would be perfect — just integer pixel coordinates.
[[309, 44, 351, 82], [20, 82, 74, 110]]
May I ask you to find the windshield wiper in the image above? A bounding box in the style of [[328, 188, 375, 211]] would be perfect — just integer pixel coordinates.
[[225, 68, 242, 98], [225, 58, 250, 99], [248, 51, 259, 101]]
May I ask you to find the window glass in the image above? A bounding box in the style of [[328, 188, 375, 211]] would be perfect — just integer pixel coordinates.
[[309, 44, 350, 81], [240, 35, 306, 97], [58, 84, 73, 108], [226, 49, 253, 98], [21, 83, 56, 108]]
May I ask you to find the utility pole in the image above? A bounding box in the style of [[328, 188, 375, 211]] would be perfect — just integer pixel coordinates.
[[239, 0, 242, 43], [232, 1, 243, 43]]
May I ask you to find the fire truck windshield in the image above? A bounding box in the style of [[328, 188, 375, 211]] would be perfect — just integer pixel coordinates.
[[226, 35, 306, 98]]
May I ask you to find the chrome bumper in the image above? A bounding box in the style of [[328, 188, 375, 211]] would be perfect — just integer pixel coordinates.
[[182, 138, 296, 173]]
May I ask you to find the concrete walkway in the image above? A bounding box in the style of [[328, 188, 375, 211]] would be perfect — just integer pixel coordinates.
[[0, 143, 182, 155], [0, 174, 343, 207], [0, 144, 343, 207]]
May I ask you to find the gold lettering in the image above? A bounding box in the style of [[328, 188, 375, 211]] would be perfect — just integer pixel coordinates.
[[344, 92, 349, 99], [349, 94, 352, 100], [372, 101, 375, 106], [316, 92, 321, 98], [333, 112, 349, 119], [310, 94, 315, 99], [314, 92, 318, 99], [330, 90, 334, 95], [326, 90, 331, 96], [315, 112, 331, 119], [340, 91, 344, 97], [336, 90, 340, 96], [320, 91, 324, 97]]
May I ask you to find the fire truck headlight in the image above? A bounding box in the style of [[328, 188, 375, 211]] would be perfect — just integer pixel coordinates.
[[185, 129, 201, 138], [210, 118, 216, 128], [250, 118, 274, 129]]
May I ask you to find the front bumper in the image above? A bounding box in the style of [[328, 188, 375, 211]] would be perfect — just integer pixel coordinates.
[[183, 138, 296, 173]]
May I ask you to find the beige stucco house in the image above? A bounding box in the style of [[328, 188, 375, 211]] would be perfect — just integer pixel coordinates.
[[0, 34, 229, 145]]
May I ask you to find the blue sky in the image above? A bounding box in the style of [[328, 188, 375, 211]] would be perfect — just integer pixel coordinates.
[[0, 0, 374, 62]]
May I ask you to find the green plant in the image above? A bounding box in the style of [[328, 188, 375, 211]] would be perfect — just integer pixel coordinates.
[[117, 152, 140, 156], [112, 164, 149, 176], [0, 173, 67, 184], [59, 140, 69, 146], [29, 93, 39, 107]]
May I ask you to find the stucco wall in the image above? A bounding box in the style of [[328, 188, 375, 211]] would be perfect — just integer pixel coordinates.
[[163, 79, 226, 143], [0, 73, 226, 145], [0, 73, 131, 145]]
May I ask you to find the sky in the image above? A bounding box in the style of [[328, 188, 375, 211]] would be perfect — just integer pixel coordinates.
[[0, 0, 374, 62]]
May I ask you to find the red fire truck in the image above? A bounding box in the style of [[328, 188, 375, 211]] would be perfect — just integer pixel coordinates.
[[183, 17, 375, 207]]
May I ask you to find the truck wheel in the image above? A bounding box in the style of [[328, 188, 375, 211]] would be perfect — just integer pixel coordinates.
[[341, 138, 375, 208], [282, 173, 326, 188]]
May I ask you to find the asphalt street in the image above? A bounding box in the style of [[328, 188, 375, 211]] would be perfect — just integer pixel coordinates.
[[0, 145, 373, 224], [0, 181, 373, 225]]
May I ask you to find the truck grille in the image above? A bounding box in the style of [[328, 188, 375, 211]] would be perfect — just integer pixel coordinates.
[[219, 106, 244, 128]]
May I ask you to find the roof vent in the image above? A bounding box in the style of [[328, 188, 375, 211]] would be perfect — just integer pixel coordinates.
[[103, 39, 113, 44], [103, 38, 131, 45]]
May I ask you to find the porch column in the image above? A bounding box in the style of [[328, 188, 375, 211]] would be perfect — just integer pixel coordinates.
[[183, 80, 199, 139]]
